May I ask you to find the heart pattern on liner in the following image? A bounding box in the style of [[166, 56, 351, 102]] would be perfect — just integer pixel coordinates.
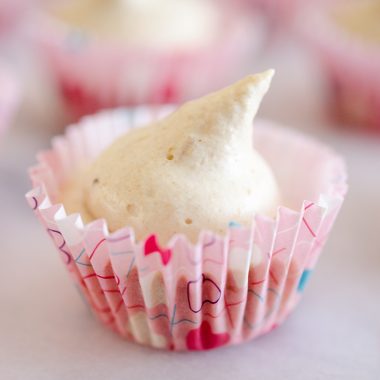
[[187, 274, 221, 313], [186, 321, 230, 350], [144, 234, 172, 266]]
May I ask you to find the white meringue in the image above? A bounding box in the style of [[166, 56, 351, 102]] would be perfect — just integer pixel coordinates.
[[332, 0, 380, 44], [61, 71, 280, 244], [49, 0, 220, 49]]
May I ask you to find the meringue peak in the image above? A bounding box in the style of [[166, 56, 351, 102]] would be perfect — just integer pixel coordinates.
[[165, 70, 274, 142]]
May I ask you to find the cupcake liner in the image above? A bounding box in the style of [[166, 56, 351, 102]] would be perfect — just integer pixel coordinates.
[[26, 107, 347, 351], [0, 0, 26, 34], [298, 0, 380, 133], [31, 4, 264, 120], [0, 64, 20, 139], [250, 0, 300, 26]]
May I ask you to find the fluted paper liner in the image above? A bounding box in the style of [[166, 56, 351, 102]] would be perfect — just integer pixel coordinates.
[[32, 5, 263, 119], [26, 107, 347, 351], [298, 0, 380, 132]]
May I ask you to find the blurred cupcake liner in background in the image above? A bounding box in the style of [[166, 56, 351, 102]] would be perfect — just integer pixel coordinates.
[[0, 0, 31, 36], [248, 0, 301, 31], [0, 63, 20, 139], [26, 107, 347, 351], [30, 1, 265, 121], [298, 0, 380, 134]]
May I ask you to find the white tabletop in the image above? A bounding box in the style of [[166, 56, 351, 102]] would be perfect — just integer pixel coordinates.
[[0, 36, 379, 380]]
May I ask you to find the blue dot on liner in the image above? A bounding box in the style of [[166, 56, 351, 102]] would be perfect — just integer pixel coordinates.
[[297, 269, 312, 292], [228, 221, 241, 228]]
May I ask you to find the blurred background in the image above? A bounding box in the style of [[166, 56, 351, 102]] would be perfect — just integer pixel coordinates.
[[0, 1, 379, 379]]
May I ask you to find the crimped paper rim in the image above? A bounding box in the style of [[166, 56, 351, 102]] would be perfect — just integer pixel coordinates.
[[26, 107, 347, 249]]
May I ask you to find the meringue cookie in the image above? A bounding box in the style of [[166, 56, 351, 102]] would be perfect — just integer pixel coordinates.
[[61, 70, 280, 244], [332, 0, 380, 44], [49, 0, 220, 49]]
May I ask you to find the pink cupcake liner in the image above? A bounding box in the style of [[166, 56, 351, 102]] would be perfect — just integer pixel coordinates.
[[0, 64, 20, 139], [26, 107, 347, 351], [298, 0, 380, 133], [0, 0, 30, 35], [249, 0, 301, 29], [31, 5, 264, 120]]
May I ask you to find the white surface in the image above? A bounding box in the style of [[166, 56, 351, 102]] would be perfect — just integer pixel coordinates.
[[1, 37, 380, 379]]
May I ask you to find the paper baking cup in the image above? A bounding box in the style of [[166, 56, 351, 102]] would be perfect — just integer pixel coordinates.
[[298, 1, 380, 133], [26, 107, 347, 351], [249, 0, 301, 29], [0, 64, 20, 138], [0, 0, 29, 34], [32, 5, 264, 120]]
